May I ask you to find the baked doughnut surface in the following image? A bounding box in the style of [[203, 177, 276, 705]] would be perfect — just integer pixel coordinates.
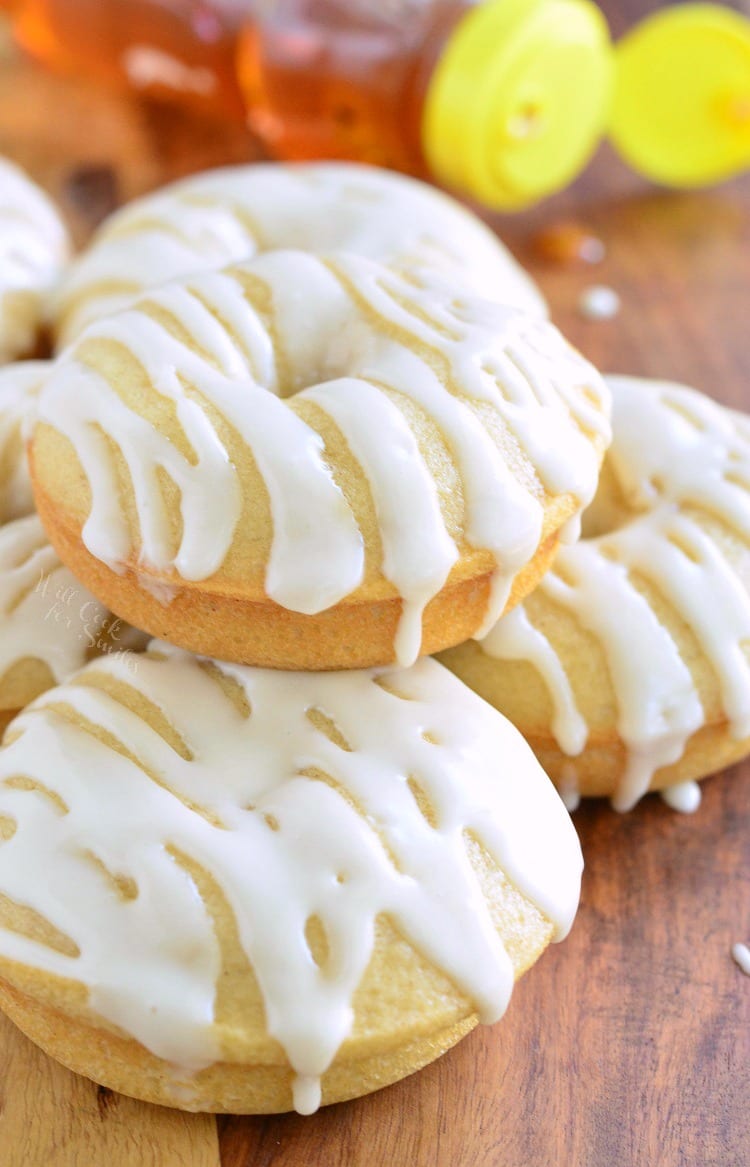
[[53, 161, 545, 345], [439, 376, 750, 811], [0, 159, 69, 362], [31, 250, 609, 669], [0, 645, 582, 1114]]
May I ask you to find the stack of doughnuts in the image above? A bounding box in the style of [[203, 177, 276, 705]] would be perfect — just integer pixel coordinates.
[[0, 156, 745, 1117], [0, 160, 600, 1113]]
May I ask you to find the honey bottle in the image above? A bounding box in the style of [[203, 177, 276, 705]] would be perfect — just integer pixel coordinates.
[[237, 0, 614, 210], [5, 0, 255, 119]]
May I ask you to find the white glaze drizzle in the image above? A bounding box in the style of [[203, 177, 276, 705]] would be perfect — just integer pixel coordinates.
[[482, 607, 587, 757], [0, 361, 49, 523], [477, 376, 750, 811], [54, 161, 545, 345], [732, 943, 750, 976], [37, 250, 608, 666], [305, 377, 457, 665], [0, 159, 69, 360], [0, 515, 116, 692], [0, 645, 583, 1113]]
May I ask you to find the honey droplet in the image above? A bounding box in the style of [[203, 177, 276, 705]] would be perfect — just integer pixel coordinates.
[[532, 220, 605, 265]]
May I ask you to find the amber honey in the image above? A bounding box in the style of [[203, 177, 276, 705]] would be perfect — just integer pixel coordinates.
[[237, 1, 467, 174], [235, 0, 614, 210]]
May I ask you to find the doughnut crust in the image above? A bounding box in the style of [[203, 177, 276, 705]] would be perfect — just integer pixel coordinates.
[[440, 377, 750, 811], [53, 161, 545, 346], [0, 159, 69, 362], [31, 251, 609, 669], [0, 647, 582, 1113]]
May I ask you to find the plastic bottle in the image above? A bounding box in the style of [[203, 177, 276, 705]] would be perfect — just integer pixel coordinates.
[[5, 0, 255, 118], [5, 0, 749, 204], [236, 0, 615, 210], [610, 4, 750, 188]]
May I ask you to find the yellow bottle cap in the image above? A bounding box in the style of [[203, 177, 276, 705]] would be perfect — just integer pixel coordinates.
[[422, 0, 613, 210], [610, 5, 750, 187]]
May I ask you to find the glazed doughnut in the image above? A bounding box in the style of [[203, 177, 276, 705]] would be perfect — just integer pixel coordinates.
[[0, 159, 69, 362], [439, 376, 750, 812], [53, 161, 545, 346], [0, 644, 582, 1114], [31, 250, 609, 669]]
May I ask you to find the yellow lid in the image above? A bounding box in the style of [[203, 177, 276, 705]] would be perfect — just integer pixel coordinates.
[[611, 5, 750, 187], [421, 0, 613, 210]]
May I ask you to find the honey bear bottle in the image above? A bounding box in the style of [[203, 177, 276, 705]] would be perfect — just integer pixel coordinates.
[[237, 0, 614, 209]]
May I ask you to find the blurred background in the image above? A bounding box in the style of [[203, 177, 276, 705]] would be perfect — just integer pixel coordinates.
[[0, 0, 748, 384]]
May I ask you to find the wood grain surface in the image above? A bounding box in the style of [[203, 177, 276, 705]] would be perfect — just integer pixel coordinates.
[[0, 1012, 220, 1167], [0, 9, 749, 1167]]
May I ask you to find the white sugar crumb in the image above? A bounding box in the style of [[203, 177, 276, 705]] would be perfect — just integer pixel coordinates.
[[579, 285, 621, 321], [731, 942, 750, 975]]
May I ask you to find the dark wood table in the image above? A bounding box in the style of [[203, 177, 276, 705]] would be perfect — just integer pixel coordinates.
[[0, 10, 748, 1166]]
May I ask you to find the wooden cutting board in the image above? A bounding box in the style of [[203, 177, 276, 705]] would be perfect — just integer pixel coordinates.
[[0, 12, 748, 1166]]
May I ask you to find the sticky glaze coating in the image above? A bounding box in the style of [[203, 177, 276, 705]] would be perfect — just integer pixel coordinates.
[[32, 250, 609, 669], [440, 376, 750, 811], [0, 645, 582, 1113]]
